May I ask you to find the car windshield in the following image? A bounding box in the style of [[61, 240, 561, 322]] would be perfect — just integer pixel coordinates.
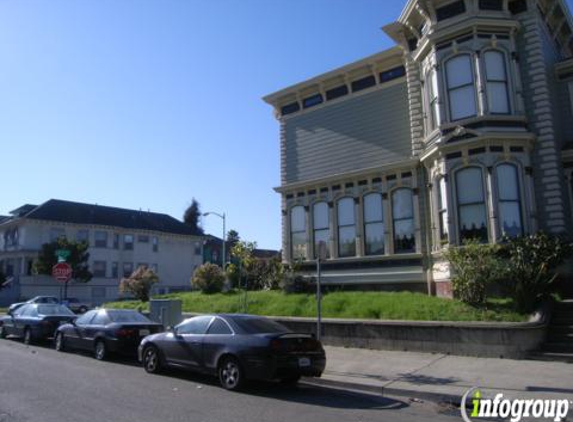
[[37, 305, 75, 316], [231, 317, 290, 334], [107, 310, 151, 323]]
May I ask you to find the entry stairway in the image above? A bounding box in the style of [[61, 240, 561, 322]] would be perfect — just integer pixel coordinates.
[[530, 299, 573, 363]]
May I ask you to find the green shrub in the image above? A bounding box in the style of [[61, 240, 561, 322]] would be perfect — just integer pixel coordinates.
[[500, 232, 572, 313], [192, 263, 225, 294], [119, 266, 159, 302], [443, 240, 504, 306]]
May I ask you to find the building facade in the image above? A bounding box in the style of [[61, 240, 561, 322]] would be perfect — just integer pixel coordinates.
[[0, 199, 204, 306], [264, 0, 573, 295]]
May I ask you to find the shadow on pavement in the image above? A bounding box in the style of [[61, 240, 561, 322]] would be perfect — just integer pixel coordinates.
[[527, 386, 573, 394], [13, 338, 408, 411]]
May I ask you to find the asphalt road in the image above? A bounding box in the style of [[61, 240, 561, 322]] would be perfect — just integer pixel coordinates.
[[0, 338, 458, 422]]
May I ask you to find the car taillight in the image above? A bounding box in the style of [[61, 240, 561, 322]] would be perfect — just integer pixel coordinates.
[[270, 339, 283, 351], [115, 329, 135, 338]]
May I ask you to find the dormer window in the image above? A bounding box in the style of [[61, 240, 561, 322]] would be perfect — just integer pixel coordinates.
[[445, 54, 477, 121], [484, 50, 510, 114]]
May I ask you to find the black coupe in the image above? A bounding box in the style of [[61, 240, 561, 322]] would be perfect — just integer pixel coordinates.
[[0, 303, 76, 344], [55, 308, 163, 360], [138, 314, 326, 390]]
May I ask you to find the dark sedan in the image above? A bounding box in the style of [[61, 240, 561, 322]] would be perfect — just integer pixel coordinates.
[[138, 314, 326, 390], [7, 295, 60, 314], [0, 303, 76, 344], [55, 308, 163, 360]]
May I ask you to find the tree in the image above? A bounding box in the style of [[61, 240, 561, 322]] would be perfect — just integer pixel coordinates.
[[119, 266, 159, 302], [34, 238, 93, 297], [183, 198, 204, 234], [192, 263, 225, 294], [226, 230, 240, 245]]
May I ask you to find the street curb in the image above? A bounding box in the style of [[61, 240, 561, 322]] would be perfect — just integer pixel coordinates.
[[301, 377, 462, 405]]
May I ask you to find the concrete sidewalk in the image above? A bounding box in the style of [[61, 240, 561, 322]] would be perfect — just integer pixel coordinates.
[[303, 346, 573, 404]]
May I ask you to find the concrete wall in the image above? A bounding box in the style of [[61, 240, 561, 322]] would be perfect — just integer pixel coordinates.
[[282, 82, 412, 184], [273, 316, 548, 359]]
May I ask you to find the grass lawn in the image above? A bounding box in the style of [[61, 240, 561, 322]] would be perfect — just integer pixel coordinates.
[[104, 291, 528, 322]]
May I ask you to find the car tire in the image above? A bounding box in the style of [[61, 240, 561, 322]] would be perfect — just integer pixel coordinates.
[[280, 375, 301, 386], [142, 345, 162, 374], [55, 332, 66, 352], [94, 340, 107, 360], [0, 325, 6, 339], [23, 328, 32, 345], [78, 306, 88, 314], [218, 356, 245, 391]]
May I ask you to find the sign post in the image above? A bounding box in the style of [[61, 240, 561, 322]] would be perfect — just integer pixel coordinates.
[[52, 262, 73, 300], [316, 241, 328, 341]]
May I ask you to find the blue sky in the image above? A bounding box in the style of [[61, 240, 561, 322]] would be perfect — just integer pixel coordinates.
[[1, 0, 571, 249]]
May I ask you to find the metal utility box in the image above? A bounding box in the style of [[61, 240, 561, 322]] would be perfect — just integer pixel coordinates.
[[149, 299, 183, 329]]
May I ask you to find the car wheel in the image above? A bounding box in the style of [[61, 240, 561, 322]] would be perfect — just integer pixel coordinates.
[[23, 328, 32, 345], [94, 340, 107, 360], [218, 356, 244, 391], [78, 306, 88, 314], [0, 325, 6, 339], [55, 332, 66, 352], [142, 345, 162, 374], [280, 375, 301, 386]]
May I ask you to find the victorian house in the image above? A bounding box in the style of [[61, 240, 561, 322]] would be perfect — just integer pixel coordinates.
[[264, 0, 573, 296]]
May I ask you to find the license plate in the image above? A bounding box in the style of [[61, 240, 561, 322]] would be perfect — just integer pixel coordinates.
[[139, 329, 150, 336], [298, 357, 311, 367]]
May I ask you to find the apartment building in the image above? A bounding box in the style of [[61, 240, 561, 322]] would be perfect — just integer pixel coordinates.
[[0, 199, 204, 305]]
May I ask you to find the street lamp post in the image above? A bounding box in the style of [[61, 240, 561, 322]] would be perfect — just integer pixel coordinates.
[[203, 211, 226, 272]]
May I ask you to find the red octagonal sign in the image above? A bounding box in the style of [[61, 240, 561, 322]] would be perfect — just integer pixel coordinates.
[[52, 262, 73, 283]]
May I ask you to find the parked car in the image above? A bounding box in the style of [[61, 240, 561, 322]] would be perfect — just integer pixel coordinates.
[[138, 314, 326, 390], [0, 303, 76, 344], [61, 298, 91, 314], [55, 308, 163, 360], [7, 296, 60, 314]]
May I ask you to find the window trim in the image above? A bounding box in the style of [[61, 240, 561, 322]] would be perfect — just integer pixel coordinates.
[[454, 165, 490, 243], [363, 192, 385, 256], [336, 197, 357, 258], [482, 49, 511, 115], [444, 53, 478, 122], [391, 188, 416, 254], [437, 177, 449, 245], [290, 205, 307, 260], [494, 162, 524, 238], [312, 201, 330, 259]]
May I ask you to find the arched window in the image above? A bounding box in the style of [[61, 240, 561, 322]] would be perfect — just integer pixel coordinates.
[[313, 202, 330, 259], [363, 193, 385, 255], [496, 164, 523, 237], [290, 206, 306, 259], [456, 167, 488, 242], [484, 51, 510, 114], [437, 177, 449, 244], [337, 198, 356, 257], [445, 54, 477, 121], [392, 189, 416, 253]]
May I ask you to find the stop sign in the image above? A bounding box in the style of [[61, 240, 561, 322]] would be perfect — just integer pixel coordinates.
[[52, 262, 73, 283]]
